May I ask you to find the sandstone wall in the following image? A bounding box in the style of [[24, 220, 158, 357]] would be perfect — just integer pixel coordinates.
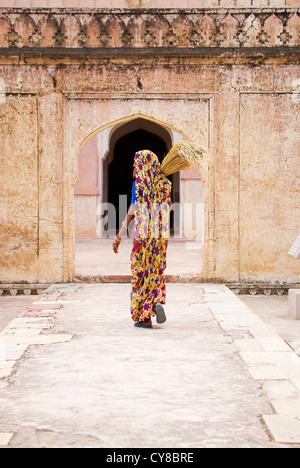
[[0, 7, 299, 286]]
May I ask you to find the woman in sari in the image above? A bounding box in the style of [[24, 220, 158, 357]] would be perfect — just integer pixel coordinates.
[[113, 150, 172, 329], [112, 142, 213, 328]]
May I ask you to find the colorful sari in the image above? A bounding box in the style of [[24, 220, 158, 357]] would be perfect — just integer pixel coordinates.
[[130, 150, 172, 323]]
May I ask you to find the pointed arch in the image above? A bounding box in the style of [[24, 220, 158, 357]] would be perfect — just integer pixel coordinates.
[[75, 114, 185, 240], [77, 113, 190, 162]]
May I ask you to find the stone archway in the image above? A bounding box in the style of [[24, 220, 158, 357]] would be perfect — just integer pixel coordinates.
[[74, 116, 182, 241], [65, 96, 214, 281], [73, 113, 207, 278]]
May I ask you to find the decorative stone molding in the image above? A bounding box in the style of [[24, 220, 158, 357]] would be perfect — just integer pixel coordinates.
[[0, 8, 298, 53], [6, 27, 21, 46], [0, 284, 51, 295], [225, 283, 300, 296]]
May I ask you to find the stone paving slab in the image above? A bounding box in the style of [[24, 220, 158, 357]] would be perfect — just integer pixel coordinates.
[[0, 432, 13, 446], [206, 286, 300, 445], [0, 283, 300, 447], [0, 288, 74, 446], [271, 400, 300, 418], [262, 416, 300, 444]]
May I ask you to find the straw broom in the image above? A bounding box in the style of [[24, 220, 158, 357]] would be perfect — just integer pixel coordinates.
[[160, 141, 214, 177]]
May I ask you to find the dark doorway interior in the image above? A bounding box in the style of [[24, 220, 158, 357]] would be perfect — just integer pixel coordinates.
[[108, 129, 170, 232]]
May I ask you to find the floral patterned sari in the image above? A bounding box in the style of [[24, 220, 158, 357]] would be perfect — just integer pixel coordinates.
[[130, 150, 172, 323]]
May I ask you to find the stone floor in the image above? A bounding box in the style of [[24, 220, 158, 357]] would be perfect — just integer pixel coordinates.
[[0, 282, 300, 448], [240, 295, 300, 356], [75, 238, 204, 277]]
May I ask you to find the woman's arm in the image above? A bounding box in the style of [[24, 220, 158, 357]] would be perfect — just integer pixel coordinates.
[[112, 209, 135, 254]]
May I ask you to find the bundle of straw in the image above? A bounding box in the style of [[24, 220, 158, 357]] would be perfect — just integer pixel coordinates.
[[160, 141, 214, 177]]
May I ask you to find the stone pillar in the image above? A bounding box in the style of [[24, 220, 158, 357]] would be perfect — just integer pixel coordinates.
[[38, 93, 64, 283], [213, 90, 240, 283]]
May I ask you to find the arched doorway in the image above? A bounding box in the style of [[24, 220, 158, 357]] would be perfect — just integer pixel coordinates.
[[108, 128, 168, 232], [74, 115, 203, 278], [74, 116, 180, 240], [103, 118, 180, 235]]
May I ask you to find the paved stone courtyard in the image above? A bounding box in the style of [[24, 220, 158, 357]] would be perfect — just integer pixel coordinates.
[[0, 283, 300, 448]]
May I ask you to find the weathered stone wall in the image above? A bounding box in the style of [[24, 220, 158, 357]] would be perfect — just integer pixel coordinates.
[[0, 94, 39, 282], [0, 1, 298, 8], [0, 8, 299, 286]]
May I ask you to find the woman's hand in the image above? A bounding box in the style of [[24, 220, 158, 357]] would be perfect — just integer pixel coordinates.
[[113, 235, 121, 254], [112, 210, 135, 254]]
